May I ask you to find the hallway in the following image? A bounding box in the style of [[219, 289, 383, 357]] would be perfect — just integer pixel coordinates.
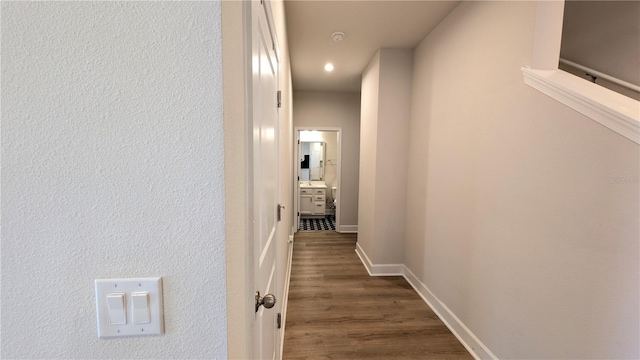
[[283, 231, 472, 359]]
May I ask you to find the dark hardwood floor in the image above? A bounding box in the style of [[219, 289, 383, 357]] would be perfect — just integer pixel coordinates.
[[283, 231, 473, 360]]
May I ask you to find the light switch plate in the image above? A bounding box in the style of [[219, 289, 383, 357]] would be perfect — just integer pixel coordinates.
[[95, 277, 164, 338]]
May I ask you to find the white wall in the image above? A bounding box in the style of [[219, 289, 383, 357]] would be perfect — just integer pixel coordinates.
[[405, 1, 639, 358], [358, 54, 380, 255], [358, 49, 413, 265], [293, 91, 361, 228], [2, 2, 227, 358]]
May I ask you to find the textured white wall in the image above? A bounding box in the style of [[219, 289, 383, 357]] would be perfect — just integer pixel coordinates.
[[2, 2, 227, 358], [293, 91, 361, 227], [406, 1, 639, 358]]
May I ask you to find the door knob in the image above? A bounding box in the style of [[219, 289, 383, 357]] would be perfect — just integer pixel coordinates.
[[255, 291, 277, 312]]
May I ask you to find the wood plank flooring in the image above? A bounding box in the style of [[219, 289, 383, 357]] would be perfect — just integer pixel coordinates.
[[283, 231, 473, 360]]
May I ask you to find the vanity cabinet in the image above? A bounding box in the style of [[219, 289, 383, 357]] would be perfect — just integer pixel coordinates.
[[300, 187, 326, 217], [300, 189, 314, 216]]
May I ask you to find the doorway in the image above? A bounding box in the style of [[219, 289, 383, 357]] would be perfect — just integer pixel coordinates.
[[294, 127, 342, 232]]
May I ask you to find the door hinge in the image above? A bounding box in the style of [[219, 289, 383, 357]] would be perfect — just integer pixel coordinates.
[[277, 90, 282, 108], [277, 313, 282, 329], [297, 139, 300, 144], [297, 212, 300, 217], [260, 0, 264, 5], [277, 204, 284, 222]]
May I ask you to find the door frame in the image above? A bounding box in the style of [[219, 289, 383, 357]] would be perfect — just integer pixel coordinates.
[[222, 0, 283, 358], [294, 127, 343, 233]]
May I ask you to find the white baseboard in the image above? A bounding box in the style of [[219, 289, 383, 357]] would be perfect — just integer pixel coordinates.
[[278, 233, 295, 360], [402, 267, 497, 360], [354, 244, 496, 360], [338, 224, 358, 233], [355, 243, 403, 276]]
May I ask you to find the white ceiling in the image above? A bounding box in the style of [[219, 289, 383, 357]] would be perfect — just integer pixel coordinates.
[[285, 0, 461, 92]]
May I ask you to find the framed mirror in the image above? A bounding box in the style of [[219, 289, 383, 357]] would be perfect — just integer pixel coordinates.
[[300, 141, 324, 181]]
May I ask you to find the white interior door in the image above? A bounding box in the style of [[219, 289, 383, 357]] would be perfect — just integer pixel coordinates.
[[251, 1, 279, 359]]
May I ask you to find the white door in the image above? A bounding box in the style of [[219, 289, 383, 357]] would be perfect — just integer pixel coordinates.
[[251, 1, 279, 359]]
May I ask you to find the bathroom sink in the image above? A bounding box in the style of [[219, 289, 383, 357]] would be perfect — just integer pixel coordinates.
[[300, 183, 326, 188]]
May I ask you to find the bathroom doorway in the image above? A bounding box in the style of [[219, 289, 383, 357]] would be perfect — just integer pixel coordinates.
[[294, 127, 342, 232]]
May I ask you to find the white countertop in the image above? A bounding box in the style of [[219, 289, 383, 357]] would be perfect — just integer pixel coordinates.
[[300, 183, 327, 189]]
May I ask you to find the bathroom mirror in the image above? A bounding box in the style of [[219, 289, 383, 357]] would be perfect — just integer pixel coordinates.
[[300, 141, 324, 181]]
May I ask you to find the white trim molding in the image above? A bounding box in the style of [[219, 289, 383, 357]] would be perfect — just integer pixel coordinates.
[[355, 243, 403, 276], [402, 268, 498, 360], [354, 245, 497, 360], [338, 225, 358, 233], [278, 232, 295, 360], [523, 67, 640, 145]]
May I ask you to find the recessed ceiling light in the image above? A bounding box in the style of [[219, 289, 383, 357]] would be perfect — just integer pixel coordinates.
[[324, 63, 334, 72]]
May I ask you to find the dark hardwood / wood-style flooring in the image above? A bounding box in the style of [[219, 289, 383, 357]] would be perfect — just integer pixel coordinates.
[[283, 231, 473, 359]]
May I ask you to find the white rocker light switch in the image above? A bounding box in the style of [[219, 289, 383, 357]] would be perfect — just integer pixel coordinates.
[[106, 293, 126, 325], [132, 292, 151, 324], [95, 277, 164, 337]]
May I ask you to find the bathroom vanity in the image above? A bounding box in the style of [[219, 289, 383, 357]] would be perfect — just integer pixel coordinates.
[[299, 183, 326, 217]]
